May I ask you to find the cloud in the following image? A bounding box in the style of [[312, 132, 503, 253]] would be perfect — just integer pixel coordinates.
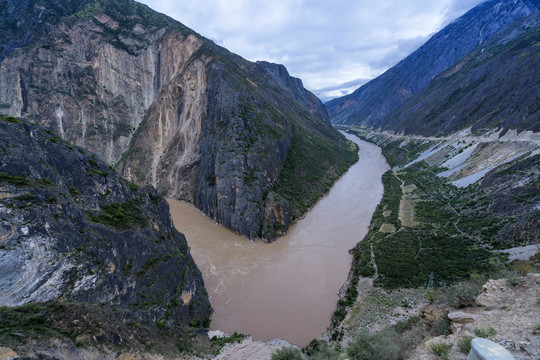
[[138, 0, 485, 98]]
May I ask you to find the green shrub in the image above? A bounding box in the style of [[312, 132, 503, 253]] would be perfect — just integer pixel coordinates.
[[210, 331, 245, 348], [137, 257, 160, 277], [346, 328, 401, 360], [442, 279, 483, 308], [432, 317, 451, 336], [474, 326, 496, 338], [428, 342, 452, 359], [1, 115, 20, 123], [271, 347, 303, 360], [303, 339, 339, 359], [88, 200, 147, 229], [505, 270, 524, 287], [155, 319, 165, 329], [393, 316, 420, 334], [426, 289, 440, 303], [0, 172, 29, 186], [458, 336, 473, 354]]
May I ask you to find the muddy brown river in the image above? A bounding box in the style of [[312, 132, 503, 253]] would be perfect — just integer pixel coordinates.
[[168, 133, 389, 346]]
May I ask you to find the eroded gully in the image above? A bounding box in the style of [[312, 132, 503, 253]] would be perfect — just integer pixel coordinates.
[[167, 133, 389, 346]]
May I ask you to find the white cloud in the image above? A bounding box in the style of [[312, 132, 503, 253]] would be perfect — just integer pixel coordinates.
[[138, 0, 485, 98]]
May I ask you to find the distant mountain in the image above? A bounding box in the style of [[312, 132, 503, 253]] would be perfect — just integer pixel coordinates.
[[0, 0, 357, 240], [379, 10, 540, 135], [313, 78, 371, 103], [327, 0, 540, 130]]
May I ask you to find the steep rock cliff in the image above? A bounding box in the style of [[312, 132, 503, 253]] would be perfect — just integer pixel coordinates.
[[327, 0, 540, 128], [0, 0, 357, 240], [0, 116, 211, 329]]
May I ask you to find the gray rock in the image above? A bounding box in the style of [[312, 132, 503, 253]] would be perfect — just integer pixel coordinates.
[[0, 117, 211, 329], [468, 338, 515, 360]]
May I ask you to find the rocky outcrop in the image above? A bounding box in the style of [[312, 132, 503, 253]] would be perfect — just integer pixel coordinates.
[[327, 0, 540, 130], [0, 0, 357, 240], [448, 311, 476, 333], [419, 303, 449, 330], [261, 192, 291, 242], [0, 116, 211, 329]]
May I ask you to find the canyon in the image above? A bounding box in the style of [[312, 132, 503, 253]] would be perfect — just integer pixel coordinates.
[[168, 133, 389, 346], [0, 0, 357, 240]]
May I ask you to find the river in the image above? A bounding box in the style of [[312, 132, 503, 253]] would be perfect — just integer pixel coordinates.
[[167, 133, 389, 346]]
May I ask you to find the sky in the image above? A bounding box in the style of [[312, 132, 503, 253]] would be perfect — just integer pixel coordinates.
[[137, 0, 485, 101]]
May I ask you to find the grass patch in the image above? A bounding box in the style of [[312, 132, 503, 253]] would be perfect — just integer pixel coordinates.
[[346, 326, 415, 360], [458, 336, 473, 354], [0, 302, 83, 344], [210, 331, 245, 349], [88, 200, 147, 229], [428, 342, 452, 359], [0, 172, 30, 186], [271, 347, 303, 360], [1, 115, 20, 123], [137, 257, 160, 277]]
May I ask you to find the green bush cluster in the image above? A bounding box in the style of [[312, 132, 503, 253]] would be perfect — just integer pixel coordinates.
[[0, 115, 20, 123], [441, 276, 485, 308], [303, 339, 340, 360], [346, 327, 408, 360], [458, 336, 473, 354], [209, 331, 245, 348], [0, 302, 78, 344], [271, 347, 303, 360], [88, 200, 147, 229], [428, 342, 452, 359]]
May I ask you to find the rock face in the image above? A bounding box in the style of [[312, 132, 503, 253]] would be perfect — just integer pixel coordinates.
[[0, 0, 357, 240], [327, 0, 540, 132], [0, 116, 211, 329]]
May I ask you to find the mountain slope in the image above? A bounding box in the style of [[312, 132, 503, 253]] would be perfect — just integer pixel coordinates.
[[0, 115, 211, 330], [379, 10, 540, 136], [0, 0, 358, 240], [327, 0, 540, 127]]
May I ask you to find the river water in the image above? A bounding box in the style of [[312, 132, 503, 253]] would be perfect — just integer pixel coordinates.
[[167, 133, 389, 346]]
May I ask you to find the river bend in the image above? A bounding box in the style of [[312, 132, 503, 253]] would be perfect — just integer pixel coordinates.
[[168, 133, 389, 346]]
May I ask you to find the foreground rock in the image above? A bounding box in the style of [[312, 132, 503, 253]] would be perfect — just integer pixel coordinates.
[[213, 337, 296, 360], [0, 117, 210, 337], [410, 274, 540, 360]]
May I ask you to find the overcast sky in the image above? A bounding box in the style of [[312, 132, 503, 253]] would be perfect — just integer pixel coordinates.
[[138, 0, 485, 99]]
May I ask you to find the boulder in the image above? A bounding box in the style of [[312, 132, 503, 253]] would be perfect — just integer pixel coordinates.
[[468, 338, 515, 360], [476, 279, 511, 307], [448, 311, 475, 333]]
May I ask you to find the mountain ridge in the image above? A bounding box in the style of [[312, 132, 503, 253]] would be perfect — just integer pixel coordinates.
[[327, 0, 540, 129], [377, 10, 540, 136]]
